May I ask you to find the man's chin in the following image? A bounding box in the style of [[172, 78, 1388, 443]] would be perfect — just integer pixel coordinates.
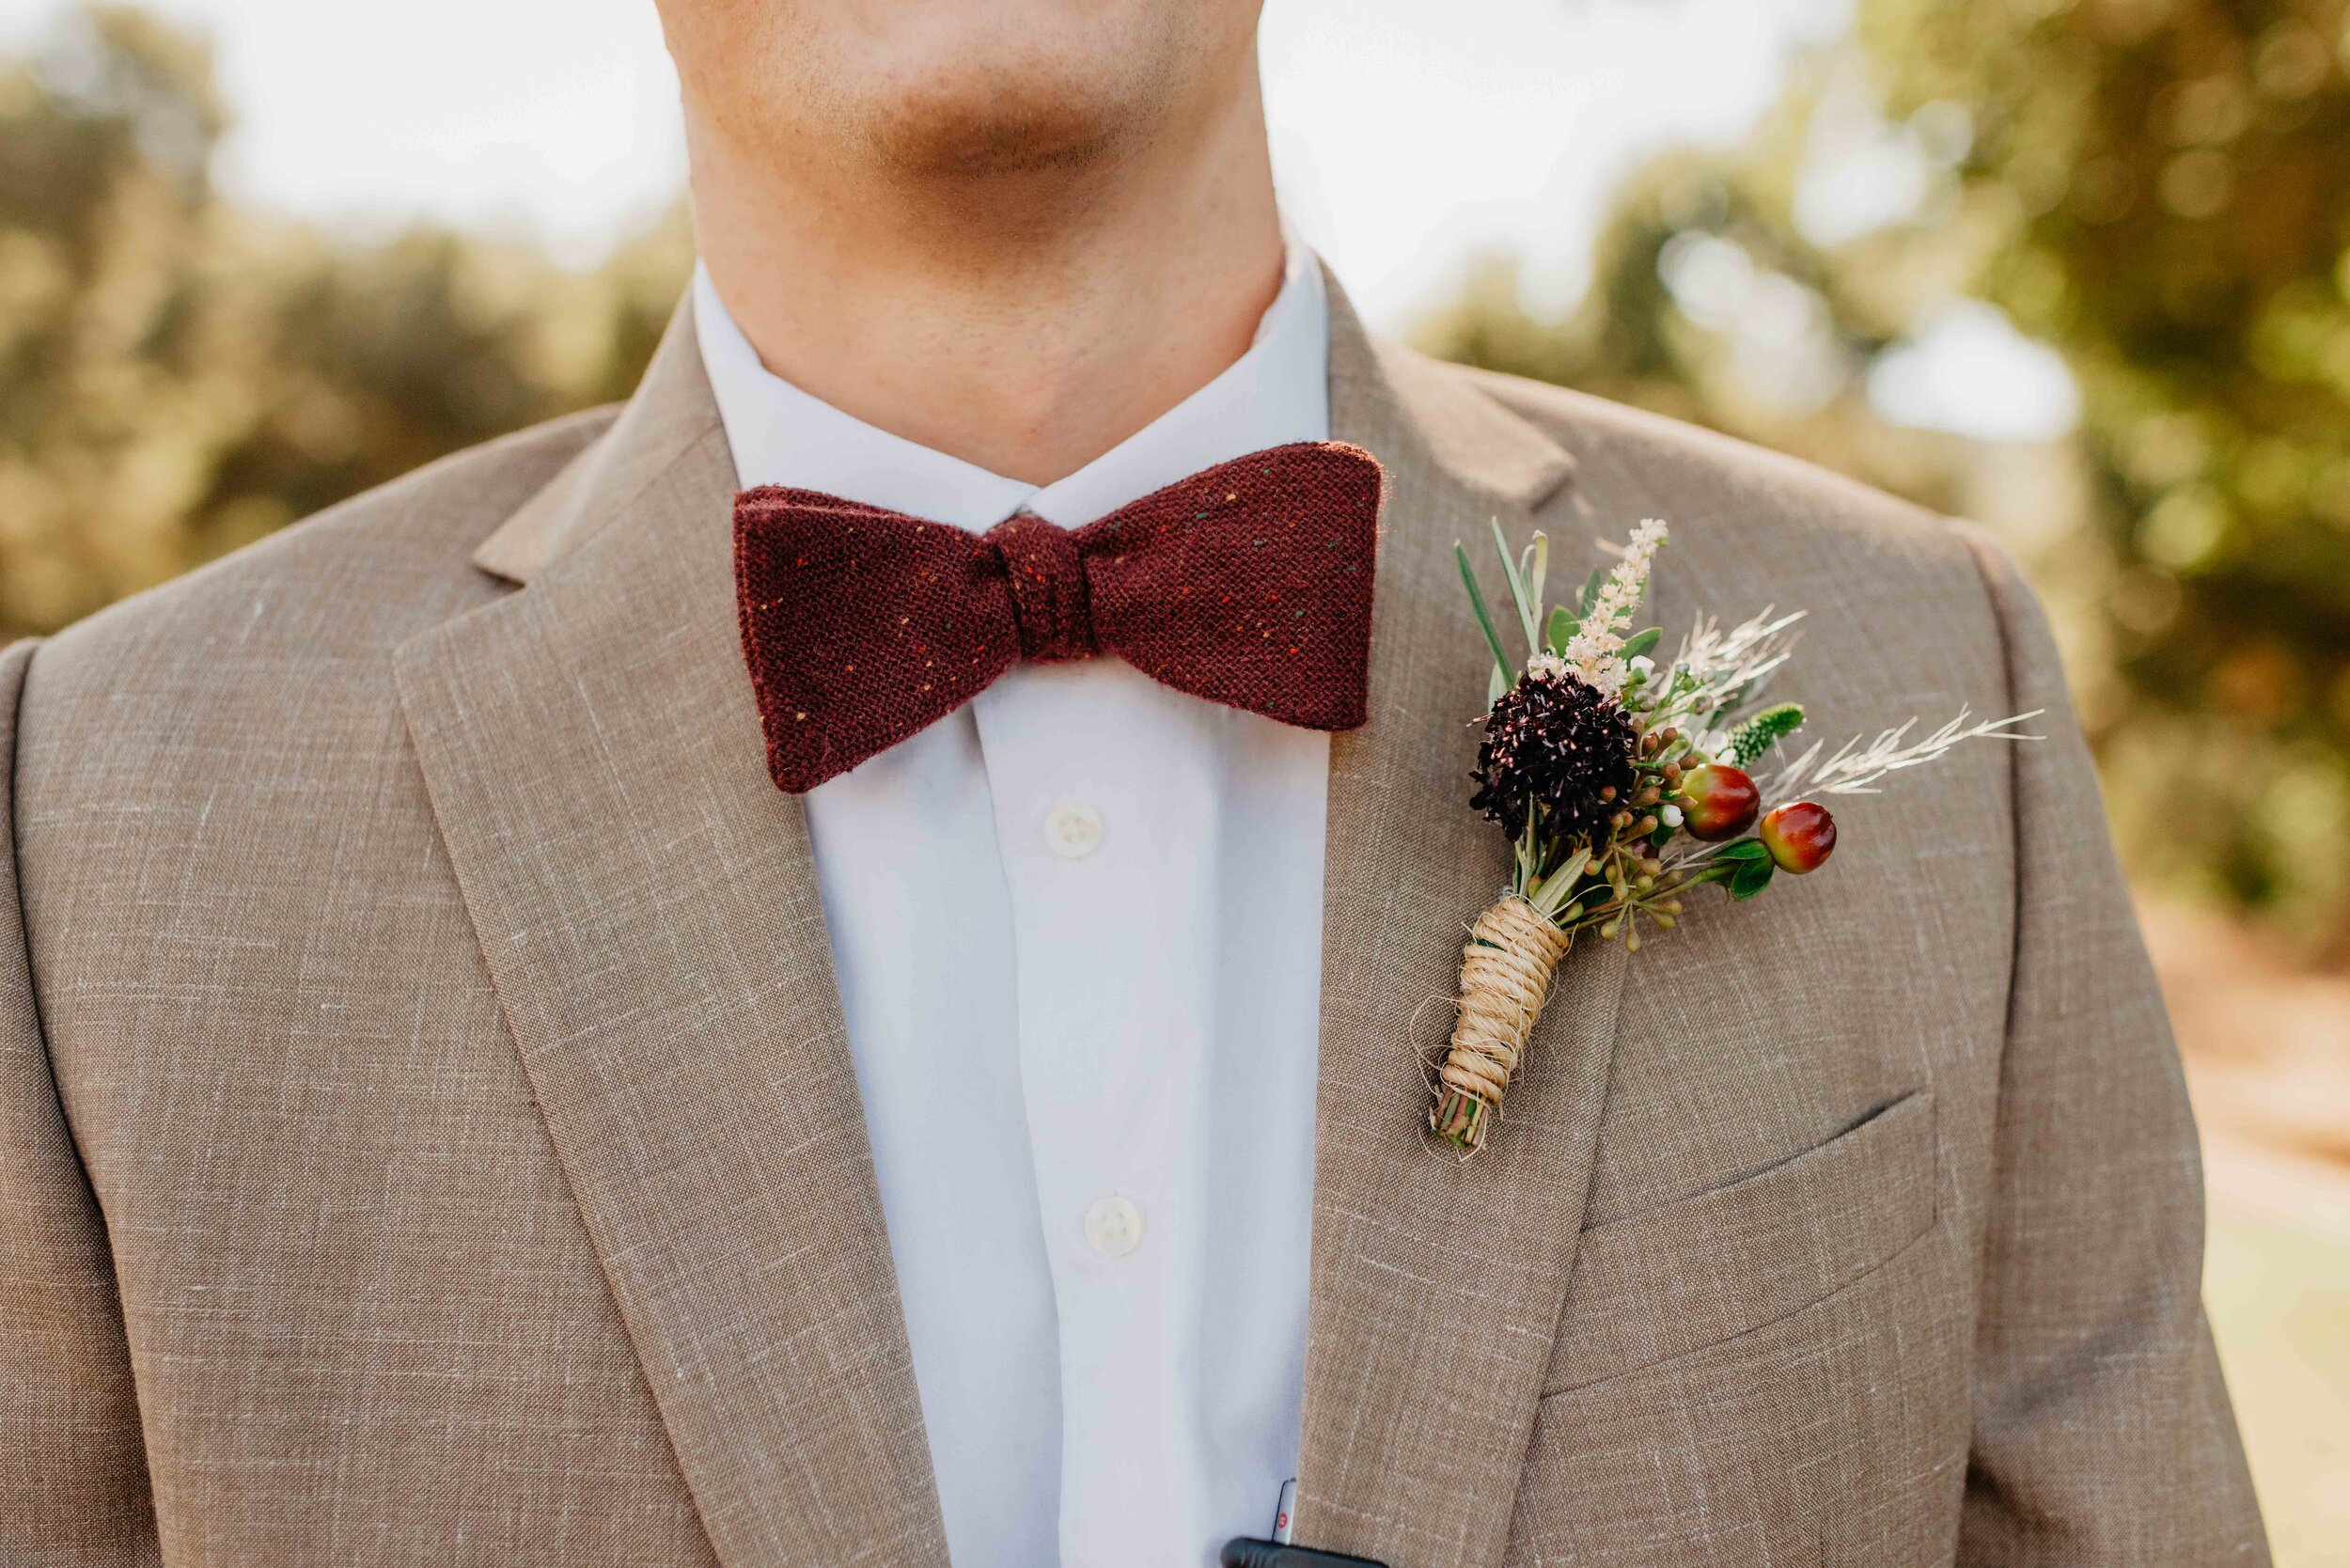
[[854, 67, 1150, 181]]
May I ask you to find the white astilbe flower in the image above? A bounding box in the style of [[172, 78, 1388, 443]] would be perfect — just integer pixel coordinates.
[[1562, 518, 1668, 688], [1523, 651, 1572, 680], [1762, 708, 2044, 796]]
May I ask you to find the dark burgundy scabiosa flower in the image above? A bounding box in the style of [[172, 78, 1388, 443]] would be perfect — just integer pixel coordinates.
[[1469, 665, 1641, 848]]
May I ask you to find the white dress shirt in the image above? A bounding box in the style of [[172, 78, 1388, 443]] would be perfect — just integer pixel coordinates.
[[694, 248, 1331, 1568]]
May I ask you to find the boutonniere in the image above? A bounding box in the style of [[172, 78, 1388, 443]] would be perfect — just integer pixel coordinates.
[[1430, 519, 2037, 1153]]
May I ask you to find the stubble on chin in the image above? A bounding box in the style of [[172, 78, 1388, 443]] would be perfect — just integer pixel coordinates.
[[848, 62, 1154, 185]]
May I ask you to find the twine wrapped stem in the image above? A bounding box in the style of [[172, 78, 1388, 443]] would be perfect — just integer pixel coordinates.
[[1430, 895, 1574, 1152]]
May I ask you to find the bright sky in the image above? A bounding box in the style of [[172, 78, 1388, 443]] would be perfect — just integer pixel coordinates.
[[5, 0, 2071, 438], [8, 0, 1852, 327]]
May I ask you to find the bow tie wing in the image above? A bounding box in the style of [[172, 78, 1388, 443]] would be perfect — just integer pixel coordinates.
[[734, 488, 1020, 792], [1078, 443, 1384, 731]]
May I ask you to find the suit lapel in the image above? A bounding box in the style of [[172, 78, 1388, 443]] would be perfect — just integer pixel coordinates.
[[396, 277, 1613, 1568], [1296, 279, 1629, 1565], [394, 309, 947, 1568]]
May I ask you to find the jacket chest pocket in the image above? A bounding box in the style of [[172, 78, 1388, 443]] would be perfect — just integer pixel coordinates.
[[1544, 1088, 1938, 1393]]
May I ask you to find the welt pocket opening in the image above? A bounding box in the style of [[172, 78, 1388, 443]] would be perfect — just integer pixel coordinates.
[[1542, 1089, 1938, 1395]]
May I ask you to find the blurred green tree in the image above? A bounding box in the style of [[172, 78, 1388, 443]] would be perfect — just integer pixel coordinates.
[[11, 4, 2350, 945], [0, 6, 689, 637], [1423, 0, 2350, 950]]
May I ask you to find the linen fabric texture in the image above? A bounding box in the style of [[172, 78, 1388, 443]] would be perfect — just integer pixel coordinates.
[[732, 441, 1382, 792], [0, 272, 2268, 1567]]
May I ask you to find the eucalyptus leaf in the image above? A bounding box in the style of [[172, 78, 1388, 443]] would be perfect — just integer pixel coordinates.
[[1620, 626, 1663, 661], [1576, 566, 1605, 616], [1545, 606, 1578, 655]]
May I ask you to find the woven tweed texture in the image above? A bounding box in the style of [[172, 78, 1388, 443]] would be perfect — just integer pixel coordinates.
[[732, 442, 1384, 792]]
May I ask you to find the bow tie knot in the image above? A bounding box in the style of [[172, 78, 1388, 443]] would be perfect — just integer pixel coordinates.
[[734, 442, 1385, 792], [990, 512, 1099, 664]]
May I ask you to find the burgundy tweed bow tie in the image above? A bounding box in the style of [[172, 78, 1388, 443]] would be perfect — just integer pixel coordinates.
[[733, 441, 1385, 792]]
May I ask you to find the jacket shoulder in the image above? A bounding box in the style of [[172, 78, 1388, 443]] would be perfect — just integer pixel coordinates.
[[1455, 361, 1946, 528], [39, 406, 616, 679], [17, 407, 616, 791], [1423, 359, 2029, 707]]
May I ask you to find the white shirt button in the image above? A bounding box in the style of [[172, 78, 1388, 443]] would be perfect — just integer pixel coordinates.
[[1083, 1195, 1144, 1257], [1042, 801, 1104, 860]]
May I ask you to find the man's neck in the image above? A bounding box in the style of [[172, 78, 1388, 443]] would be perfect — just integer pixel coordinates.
[[688, 73, 1286, 487]]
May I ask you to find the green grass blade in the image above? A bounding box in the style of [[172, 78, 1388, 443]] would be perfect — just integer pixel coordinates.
[[1455, 541, 1512, 679], [1490, 517, 1539, 648]]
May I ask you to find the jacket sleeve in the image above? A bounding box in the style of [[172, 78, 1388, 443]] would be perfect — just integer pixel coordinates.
[[0, 639, 161, 1565], [1951, 532, 2268, 1564]]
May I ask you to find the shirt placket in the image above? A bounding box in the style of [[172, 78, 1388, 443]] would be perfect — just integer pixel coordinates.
[[971, 658, 1221, 1567]]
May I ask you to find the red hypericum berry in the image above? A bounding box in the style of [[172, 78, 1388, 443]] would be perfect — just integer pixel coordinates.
[[1675, 762, 1761, 841], [1760, 800, 1837, 872]]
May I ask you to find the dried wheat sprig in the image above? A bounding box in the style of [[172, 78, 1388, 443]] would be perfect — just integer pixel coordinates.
[[1648, 607, 1807, 740], [1762, 707, 2044, 796]]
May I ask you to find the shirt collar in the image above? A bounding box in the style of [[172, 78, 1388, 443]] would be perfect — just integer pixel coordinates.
[[693, 236, 1331, 533]]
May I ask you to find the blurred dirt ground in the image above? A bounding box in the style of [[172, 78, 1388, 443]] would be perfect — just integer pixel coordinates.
[[2145, 898, 2350, 1566]]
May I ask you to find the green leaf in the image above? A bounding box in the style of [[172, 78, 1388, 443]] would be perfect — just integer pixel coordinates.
[[1729, 701, 1809, 765], [1545, 607, 1578, 655], [1490, 517, 1539, 649], [1455, 541, 1512, 679], [1714, 838, 1772, 862], [1488, 663, 1509, 708], [1528, 847, 1592, 916], [1576, 566, 1605, 616], [1729, 856, 1777, 901], [1620, 626, 1663, 661]]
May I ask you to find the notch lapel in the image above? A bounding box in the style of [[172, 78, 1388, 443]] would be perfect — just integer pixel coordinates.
[[1296, 280, 1629, 1565], [394, 309, 947, 1568]]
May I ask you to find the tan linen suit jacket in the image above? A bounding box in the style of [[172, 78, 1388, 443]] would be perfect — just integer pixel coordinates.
[[2, 279, 2266, 1568]]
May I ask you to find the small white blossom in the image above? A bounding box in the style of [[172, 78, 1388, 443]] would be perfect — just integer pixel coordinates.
[[1524, 651, 1570, 680], [1660, 803, 1684, 828]]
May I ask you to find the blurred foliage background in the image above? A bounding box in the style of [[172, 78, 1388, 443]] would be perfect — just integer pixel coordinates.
[[0, 8, 687, 639], [11, 2, 2350, 951], [1425, 0, 2350, 957]]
